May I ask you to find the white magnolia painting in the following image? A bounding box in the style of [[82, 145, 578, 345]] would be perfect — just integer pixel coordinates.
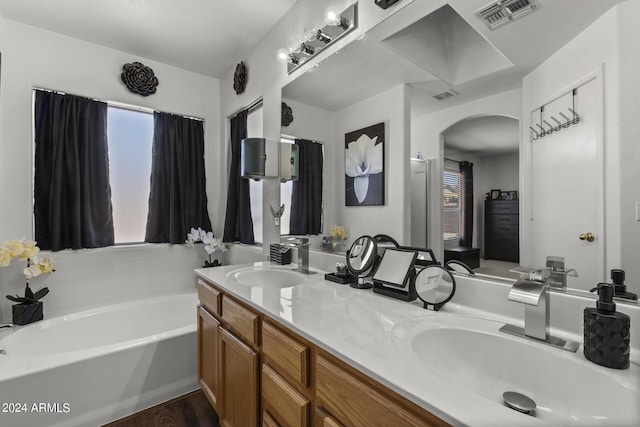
[[345, 123, 385, 206]]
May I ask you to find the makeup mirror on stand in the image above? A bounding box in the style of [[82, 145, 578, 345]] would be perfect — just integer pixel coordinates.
[[346, 235, 378, 289]]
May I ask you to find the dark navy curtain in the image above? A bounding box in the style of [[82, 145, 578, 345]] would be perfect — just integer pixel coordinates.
[[34, 90, 114, 251], [145, 112, 212, 243], [459, 161, 474, 247], [290, 139, 323, 235], [222, 110, 254, 243]]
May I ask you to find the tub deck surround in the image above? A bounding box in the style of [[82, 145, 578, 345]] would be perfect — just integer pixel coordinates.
[[195, 262, 640, 427], [0, 293, 199, 427]]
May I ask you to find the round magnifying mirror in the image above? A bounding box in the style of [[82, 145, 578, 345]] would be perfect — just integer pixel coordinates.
[[346, 235, 377, 289], [445, 260, 475, 275], [415, 265, 456, 311]]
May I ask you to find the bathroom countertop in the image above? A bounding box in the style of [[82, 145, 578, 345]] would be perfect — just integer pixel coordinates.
[[195, 262, 636, 427]]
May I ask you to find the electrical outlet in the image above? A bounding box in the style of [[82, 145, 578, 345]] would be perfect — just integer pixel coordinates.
[[275, 217, 280, 226]]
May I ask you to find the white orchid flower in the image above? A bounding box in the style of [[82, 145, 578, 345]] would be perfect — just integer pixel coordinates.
[[345, 134, 383, 203], [202, 231, 215, 245]]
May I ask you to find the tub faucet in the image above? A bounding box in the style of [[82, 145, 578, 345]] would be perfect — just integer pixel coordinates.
[[287, 237, 315, 275], [500, 268, 579, 352]]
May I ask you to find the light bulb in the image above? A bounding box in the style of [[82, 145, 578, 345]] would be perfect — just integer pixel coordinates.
[[303, 27, 318, 42], [324, 5, 341, 26], [288, 38, 301, 54], [276, 48, 290, 64]]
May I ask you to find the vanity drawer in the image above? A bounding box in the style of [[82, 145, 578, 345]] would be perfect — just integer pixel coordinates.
[[487, 233, 519, 246], [222, 296, 260, 348], [262, 363, 310, 427], [315, 353, 448, 427], [198, 279, 222, 317], [262, 321, 310, 388]]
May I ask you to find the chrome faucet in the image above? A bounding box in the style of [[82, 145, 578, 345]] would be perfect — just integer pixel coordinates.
[[546, 256, 578, 289], [500, 267, 579, 352], [286, 237, 315, 275]]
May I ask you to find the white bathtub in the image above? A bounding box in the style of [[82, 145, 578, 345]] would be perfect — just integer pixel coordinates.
[[0, 293, 199, 427]]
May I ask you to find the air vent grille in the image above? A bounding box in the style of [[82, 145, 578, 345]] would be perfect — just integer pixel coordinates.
[[433, 89, 458, 101], [476, 0, 540, 30]]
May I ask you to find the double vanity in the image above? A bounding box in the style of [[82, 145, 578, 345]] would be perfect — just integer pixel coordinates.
[[195, 262, 639, 427]]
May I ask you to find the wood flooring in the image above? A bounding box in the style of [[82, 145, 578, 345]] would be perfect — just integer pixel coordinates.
[[103, 390, 219, 427]]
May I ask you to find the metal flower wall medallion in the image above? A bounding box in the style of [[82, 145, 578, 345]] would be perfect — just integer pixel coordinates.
[[121, 61, 159, 96], [233, 61, 247, 95]]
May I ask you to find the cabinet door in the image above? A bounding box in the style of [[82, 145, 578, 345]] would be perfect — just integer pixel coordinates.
[[197, 306, 220, 412], [220, 327, 259, 427]]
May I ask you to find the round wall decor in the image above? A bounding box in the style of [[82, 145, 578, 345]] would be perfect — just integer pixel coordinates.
[[233, 61, 247, 95], [121, 62, 159, 96], [281, 102, 294, 127]]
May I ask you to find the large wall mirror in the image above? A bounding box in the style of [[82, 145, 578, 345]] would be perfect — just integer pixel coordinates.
[[280, 0, 638, 302]]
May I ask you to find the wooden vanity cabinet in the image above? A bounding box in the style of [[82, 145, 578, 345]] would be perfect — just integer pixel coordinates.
[[196, 278, 449, 427], [197, 280, 260, 427]]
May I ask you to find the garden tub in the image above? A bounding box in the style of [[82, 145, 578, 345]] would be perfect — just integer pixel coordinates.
[[0, 292, 198, 427]]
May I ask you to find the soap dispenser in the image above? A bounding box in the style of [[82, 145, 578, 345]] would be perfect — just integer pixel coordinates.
[[584, 283, 630, 369], [611, 269, 638, 301]]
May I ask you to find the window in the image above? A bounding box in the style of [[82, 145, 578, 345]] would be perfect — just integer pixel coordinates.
[[107, 107, 154, 244], [443, 170, 461, 240], [33, 89, 209, 250], [247, 104, 263, 243]]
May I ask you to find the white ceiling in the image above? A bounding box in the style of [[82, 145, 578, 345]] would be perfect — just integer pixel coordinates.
[[0, 0, 297, 78]]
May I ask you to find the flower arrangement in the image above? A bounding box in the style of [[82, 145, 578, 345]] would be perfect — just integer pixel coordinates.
[[1, 238, 55, 306], [330, 225, 348, 241], [186, 228, 229, 268], [323, 225, 349, 251]]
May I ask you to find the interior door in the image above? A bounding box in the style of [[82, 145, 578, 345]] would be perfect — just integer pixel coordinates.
[[530, 74, 603, 289]]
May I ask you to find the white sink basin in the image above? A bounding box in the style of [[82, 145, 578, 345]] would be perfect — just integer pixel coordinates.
[[226, 266, 309, 288], [393, 316, 640, 426]]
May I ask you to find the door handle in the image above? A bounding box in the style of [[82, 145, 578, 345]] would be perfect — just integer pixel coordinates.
[[579, 233, 595, 242]]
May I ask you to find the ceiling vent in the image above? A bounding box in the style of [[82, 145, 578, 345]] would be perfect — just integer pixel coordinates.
[[476, 0, 540, 30], [433, 89, 458, 101]]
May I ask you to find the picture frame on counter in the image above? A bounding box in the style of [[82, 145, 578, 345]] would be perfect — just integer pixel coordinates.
[[490, 189, 501, 200]]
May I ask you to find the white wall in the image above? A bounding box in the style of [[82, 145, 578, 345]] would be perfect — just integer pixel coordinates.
[[412, 88, 522, 260], [521, 0, 639, 283], [334, 84, 411, 245], [0, 20, 220, 321]]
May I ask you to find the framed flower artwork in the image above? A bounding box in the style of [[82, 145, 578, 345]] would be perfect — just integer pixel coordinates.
[[345, 122, 385, 206]]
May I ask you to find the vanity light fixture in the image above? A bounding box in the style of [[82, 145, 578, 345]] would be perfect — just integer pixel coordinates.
[[315, 30, 332, 44], [299, 42, 315, 56], [276, 3, 357, 74], [276, 48, 300, 65], [324, 5, 351, 30]]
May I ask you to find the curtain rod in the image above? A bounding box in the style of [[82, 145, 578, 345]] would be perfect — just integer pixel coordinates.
[[228, 97, 263, 119], [33, 87, 205, 122], [444, 157, 461, 163]]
